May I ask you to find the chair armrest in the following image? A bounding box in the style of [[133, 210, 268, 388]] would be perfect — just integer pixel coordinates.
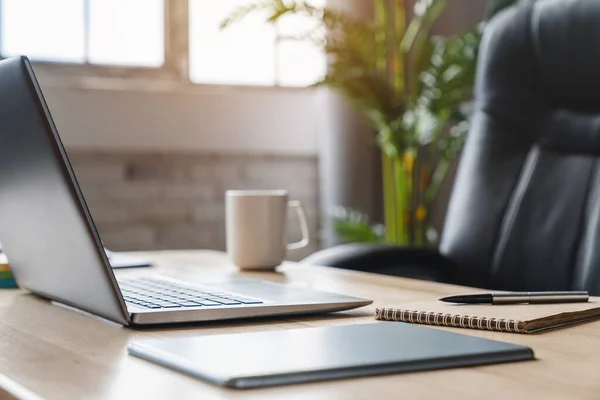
[[301, 244, 454, 282]]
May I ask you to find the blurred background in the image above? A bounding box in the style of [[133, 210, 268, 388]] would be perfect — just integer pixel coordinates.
[[0, 0, 487, 260]]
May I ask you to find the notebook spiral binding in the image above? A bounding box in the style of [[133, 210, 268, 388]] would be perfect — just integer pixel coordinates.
[[375, 307, 523, 333]]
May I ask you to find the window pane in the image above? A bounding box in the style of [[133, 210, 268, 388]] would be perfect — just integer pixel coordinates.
[[189, 0, 276, 86], [0, 0, 85, 62], [276, 1, 326, 87], [277, 41, 326, 87], [88, 0, 164, 67]]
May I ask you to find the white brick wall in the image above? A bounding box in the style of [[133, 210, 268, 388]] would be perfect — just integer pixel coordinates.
[[69, 151, 320, 261]]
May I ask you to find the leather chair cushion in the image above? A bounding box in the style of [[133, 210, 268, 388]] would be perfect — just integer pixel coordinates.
[[440, 0, 600, 293]]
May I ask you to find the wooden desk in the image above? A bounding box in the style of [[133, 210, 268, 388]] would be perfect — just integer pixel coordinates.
[[1, 250, 598, 400]]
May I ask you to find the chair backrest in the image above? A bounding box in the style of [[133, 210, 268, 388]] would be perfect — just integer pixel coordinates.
[[440, 0, 600, 293]]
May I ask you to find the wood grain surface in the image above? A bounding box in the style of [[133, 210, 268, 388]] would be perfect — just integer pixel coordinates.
[[1, 250, 598, 400]]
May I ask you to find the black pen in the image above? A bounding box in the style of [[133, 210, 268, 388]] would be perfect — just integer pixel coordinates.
[[439, 291, 590, 305]]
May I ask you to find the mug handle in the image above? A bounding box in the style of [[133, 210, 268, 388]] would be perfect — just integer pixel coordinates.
[[287, 201, 310, 250]]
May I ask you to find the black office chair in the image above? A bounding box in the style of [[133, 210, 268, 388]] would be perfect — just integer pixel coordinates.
[[303, 0, 600, 295]]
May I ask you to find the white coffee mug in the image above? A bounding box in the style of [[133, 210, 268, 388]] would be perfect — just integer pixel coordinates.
[[226, 190, 310, 270]]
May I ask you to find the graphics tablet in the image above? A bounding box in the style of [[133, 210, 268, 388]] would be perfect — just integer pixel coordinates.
[[128, 322, 534, 389]]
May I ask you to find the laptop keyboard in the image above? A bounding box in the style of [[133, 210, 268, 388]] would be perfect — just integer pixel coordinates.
[[119, 277, 264, 310]]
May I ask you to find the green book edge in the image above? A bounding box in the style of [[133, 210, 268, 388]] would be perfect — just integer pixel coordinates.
[[0, 271, 14, 279]]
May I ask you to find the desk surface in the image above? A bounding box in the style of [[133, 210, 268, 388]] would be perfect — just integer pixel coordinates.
[[1, 250, 598, 400]]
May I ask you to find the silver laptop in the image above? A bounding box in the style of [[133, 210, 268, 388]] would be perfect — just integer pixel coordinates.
[[0, 56, 371, 326]]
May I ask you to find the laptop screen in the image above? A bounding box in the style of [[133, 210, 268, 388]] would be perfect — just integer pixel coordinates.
[[0, 57, 129, 325]]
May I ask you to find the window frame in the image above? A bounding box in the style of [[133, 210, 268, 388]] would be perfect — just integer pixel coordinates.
[[0, 0, 191, 84], [0, 0, 321, 89]]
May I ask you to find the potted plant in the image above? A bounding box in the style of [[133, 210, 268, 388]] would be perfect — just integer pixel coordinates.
[[222, 0, 508, 246]]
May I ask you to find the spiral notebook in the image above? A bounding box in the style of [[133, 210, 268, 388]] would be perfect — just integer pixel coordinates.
[[375, 299, 600, 334]]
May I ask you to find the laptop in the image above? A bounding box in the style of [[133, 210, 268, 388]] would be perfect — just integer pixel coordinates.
[[0, 56, 372, 326]]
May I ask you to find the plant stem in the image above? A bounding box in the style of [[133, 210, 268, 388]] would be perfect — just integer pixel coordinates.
[[382, 152, 397, 243], [374, 0, 388, 72], [409, 151, 417, 245], [424, 157, 451, 205], [393, 155, 408, 244], [391, 0, 406, 94]]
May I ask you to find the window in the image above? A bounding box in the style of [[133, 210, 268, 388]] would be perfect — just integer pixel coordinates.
[[189, 0, 325, 87], [0, 0, 164, 66], [0, 0, 325, 87], [88, 0, 164, 67]]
